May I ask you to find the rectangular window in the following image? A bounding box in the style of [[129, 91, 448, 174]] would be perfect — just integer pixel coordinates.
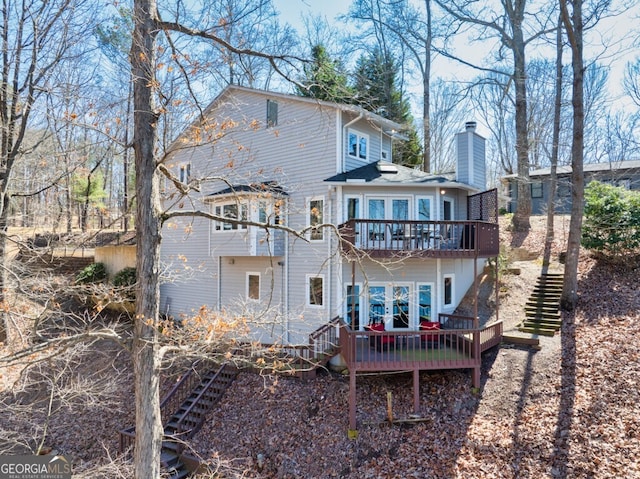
[[531, 181, 543, 198], [257, 200, 284, 225], [443, 275, 454, 307], [179, 163, 191, 183], [247, 273, 260, 300], [309, 198, 324, 241], [267, 99, 278, 127], [617, 178, 631, 189], [346, 197, 360, 220], [417, 197, 432, 221], [308, 276, 324, 307], [214, 202, 248, 231], [347, 130, 369, 161]]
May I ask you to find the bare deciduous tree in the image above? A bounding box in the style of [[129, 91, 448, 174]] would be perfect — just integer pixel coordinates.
[[436, 0, 557, 231]]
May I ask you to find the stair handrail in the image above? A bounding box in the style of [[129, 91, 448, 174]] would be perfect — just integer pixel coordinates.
[[308, 315, 341, 358], [160, 360, 211, 425], [171, 363, 235, 447]]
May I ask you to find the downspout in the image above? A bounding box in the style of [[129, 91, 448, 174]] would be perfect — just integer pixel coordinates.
[[284, 226, 290, 343], [327, 185, 333, 323], [217, 257, 222, 310], [335, 185, 344, 322]]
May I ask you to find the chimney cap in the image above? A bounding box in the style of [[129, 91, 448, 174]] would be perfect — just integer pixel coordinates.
[[465, 121, 477, 132]]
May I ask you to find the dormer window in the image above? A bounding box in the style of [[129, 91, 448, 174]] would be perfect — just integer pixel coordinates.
[[348, 130, 368, 160]]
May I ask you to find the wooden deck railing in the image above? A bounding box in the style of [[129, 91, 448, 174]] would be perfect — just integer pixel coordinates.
[[339, 314, 502, 374], [339, 219, 499, 259]]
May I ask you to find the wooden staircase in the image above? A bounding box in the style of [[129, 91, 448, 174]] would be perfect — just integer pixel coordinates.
[[518, 273, 563, 336], [119, 362, 237, 479], [161, 363, 237, 478]]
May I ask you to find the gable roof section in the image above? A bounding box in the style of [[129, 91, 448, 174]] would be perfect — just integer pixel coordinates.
[[324, 161, 477, 191], [206, 181, 289, 200], [166, 85, 404, 156], [502, 159, 640, 179]]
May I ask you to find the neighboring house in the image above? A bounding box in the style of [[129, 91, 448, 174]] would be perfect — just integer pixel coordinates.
[[501, 160, 640, 215], [160, 85, 502, 428]]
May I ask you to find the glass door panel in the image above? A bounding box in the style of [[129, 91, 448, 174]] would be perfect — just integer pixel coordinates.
[[392, 285, 410, 329], [418, 284, 432, 322], [368, 285, 386, 326], [346, 285, 361, 330], [368, 199, 385, 242]]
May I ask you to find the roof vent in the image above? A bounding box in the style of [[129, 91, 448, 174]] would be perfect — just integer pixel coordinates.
[[465, 121, 477, 132], [377, 162, 398, 174]]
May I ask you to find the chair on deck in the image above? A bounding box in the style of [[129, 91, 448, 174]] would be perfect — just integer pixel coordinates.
[[365, 321, 395, 351], [420, 320, 441, 348]]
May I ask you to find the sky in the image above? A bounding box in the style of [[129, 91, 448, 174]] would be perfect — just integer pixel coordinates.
[[270, 0, 639, 133], [272, 0, 348, 28]]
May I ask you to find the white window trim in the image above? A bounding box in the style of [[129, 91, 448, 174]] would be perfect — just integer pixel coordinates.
[[306, 274, 325, 308], [307, 196, 325, 242], [247, 272, 261, 301], [212, 200, 248, 232], [347, 129, 369, 161], [442, 197, 455, 221], [443, 274, 455, 309]]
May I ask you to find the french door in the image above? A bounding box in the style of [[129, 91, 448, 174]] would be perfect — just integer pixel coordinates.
[[367, 284, 411, 330], [367, 197, 410, 246]]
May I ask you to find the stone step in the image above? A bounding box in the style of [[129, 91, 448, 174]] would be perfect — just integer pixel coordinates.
[[525, 311, 561, 321], [502, 332, 541, 348], [524, 301, 560, 313], [522, 319, 561, 329], [518, 325, 557, 337]]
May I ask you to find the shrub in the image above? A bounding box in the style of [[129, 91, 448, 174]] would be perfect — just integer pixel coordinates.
[[582, 181, 640, 255], [113, 267, 137, 287], [75, 262, 107, 284]]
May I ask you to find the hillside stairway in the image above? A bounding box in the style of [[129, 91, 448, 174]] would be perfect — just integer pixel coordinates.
[[119, 362, 237, 479], [161, 363, 238, 478], [518, 273, 564, 337]]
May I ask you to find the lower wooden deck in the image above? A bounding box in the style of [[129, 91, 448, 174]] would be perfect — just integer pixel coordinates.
[[339, 316, 503, 430]]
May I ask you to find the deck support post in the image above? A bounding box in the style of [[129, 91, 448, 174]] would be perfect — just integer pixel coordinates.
[[472, 327, 481, 389], [413, 369, 420, 414], [349, 369, 357, 431], [472, 366, 481, 389]]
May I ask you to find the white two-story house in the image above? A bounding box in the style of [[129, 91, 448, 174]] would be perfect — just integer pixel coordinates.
[[160, 85, 499, 349]]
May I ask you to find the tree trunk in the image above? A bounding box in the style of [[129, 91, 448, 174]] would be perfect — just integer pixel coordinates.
[[0, 177, 9, 342], [511, 1, 531, 232], [560, 0, 584, 311], [422, 0, 432, 173], [131, 0, 163, 477], [544, 13, 564, 271]]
